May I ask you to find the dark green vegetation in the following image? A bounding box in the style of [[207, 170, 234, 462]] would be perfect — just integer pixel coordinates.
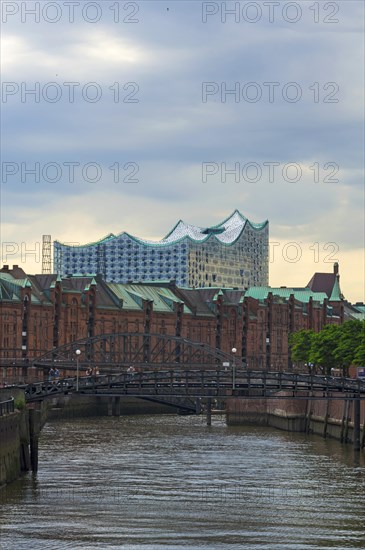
[[289, 320, 365, 375]]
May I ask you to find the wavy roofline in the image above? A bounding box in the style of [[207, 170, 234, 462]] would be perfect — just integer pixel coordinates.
[[54, 233, 116, 248], [54, 210, 268, 249], [164, 209, 268, 239]]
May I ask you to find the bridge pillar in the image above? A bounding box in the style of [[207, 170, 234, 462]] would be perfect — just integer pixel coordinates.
[[107, 397, 121, 416], [113, 397, 121, 417], [107, 398, 113, 416], [206, 398, 212, 426], [353, 397, 361, 451]]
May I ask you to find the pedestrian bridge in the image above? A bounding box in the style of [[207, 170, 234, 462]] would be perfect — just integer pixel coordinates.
[[23, 368, 365, 406], [12, 332, 365, 412]]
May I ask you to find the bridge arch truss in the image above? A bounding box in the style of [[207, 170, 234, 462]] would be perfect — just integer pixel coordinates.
[[31, 332, 236, 370]]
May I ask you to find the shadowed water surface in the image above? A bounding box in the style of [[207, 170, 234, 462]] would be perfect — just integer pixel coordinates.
[[0, 414, 364, 549]]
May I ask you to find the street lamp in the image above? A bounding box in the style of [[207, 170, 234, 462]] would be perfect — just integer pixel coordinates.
[[231, 347, 237, 390], [266, 337, 270, 371], [75, 349, 81, 391]]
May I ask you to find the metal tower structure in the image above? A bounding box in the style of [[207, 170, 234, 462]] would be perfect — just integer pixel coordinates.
[[42, 235, 52, 274]]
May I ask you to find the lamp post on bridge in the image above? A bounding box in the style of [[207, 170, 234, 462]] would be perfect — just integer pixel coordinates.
[[75, 349, 81, 391], [231, 347, 237, 391], [266, 337, 270, 371]]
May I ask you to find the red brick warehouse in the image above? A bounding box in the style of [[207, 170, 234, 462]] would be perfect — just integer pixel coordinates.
[[0, 263, 357, 373]]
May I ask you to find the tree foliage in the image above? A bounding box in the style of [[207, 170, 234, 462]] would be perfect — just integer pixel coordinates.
[[353, 339, 365, 366], [309, 324, 340, 374], [289, 329, 314, 364], [290, 320, 365, 375], [333, 320, 364, 372]]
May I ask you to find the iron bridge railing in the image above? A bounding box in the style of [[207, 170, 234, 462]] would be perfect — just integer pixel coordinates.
[[22, 369, 365, 403]]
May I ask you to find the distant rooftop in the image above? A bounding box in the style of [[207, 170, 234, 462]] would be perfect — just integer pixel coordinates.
[[307, 263, 343, 300]]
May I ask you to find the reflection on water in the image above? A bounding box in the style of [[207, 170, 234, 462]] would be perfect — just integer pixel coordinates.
[[0, 415, 364, 549]]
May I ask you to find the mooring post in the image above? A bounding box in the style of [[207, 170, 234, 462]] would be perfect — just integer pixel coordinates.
[[323, 397, 330, 439], [29, 408, 39, 473], [206, 398, 212, 426], [340, 399, 347, 443], [361, 406, 365, 450], [305, 393, 313, 434], [353, 397, 361, 451]]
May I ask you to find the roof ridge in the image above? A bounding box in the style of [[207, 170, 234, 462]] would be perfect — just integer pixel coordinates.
[[54, 211, 268, 250]]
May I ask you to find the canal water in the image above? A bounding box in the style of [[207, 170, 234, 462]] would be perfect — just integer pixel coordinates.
[[0, 414, 364, 549]]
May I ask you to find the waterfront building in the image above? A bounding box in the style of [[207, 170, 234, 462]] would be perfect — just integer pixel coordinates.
[[53, 210, 269, 289], [0, 264, 349, 372]]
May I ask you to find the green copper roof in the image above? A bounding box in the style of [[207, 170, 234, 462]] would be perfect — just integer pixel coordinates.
[[245, 286, 329, 304], [0, 277, 21, 301], [329, 276, 342, 301], [212, 290, 224, 301], [106, 283, 193, 314], [107, 284, 141, 310], [0, 273, 42, 303], [84, 278, 97, 291], [350, 312, 365, 321], [0, 273, 31, 288]]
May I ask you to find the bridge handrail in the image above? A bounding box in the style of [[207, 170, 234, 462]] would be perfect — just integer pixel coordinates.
[[21, 368, 365, 402], [0, 397, 15, 416]]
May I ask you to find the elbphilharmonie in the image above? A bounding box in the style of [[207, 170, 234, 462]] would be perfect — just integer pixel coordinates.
[[54, 210, 269, 289]]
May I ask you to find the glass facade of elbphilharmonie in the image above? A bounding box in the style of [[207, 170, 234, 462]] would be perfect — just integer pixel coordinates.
[[54, 210, 269, 289]]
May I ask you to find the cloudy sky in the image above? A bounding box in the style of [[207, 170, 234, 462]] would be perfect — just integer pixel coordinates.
[[1, 0, 364, 302]]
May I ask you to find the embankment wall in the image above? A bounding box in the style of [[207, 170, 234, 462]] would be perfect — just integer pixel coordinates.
[[227, 392, 365, 447]]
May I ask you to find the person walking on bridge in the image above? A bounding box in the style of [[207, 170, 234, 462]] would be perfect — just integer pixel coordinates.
[[127, 365, 136, 379]]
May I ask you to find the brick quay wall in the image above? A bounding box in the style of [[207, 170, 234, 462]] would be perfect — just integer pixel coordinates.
[[0, 388, 53, 487], [226, 392, 365, 448]]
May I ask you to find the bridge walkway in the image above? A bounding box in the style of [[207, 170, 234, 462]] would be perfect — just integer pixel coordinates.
[[22, 369, 365, 406]]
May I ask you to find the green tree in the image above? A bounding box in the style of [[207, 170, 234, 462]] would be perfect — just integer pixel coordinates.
[[352, 322, 365, 366], [309, 324, 341, 375], [14, 394, 26, 411], [289, 329, 315, 371], [333, 320, 364, 375]]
